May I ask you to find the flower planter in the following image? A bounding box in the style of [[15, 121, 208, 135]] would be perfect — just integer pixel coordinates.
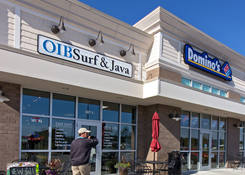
[[119, 168, 128, 175]]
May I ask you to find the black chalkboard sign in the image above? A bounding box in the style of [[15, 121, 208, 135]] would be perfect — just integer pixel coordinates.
[[10, 166, 36, 175]]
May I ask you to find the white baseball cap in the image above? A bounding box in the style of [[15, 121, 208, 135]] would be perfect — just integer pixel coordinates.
[[78, 128, 91, 134]]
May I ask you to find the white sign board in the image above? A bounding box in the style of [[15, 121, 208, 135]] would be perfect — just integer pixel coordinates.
[[38, 35, 132, 77]]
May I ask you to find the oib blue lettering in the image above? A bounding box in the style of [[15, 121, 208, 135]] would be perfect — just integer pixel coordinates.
[[57, 43, 62, 56], [64, 45, 72, 58], [43, 40, 56, 53]]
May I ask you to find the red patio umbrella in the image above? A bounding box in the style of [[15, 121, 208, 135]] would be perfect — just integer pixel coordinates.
[[150, 112, 161, 175], [150, 112, 161, 152]]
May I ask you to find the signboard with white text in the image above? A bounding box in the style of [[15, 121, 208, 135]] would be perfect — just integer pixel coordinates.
[[37, 35, 132, 77], [184, 44, 232, 81]]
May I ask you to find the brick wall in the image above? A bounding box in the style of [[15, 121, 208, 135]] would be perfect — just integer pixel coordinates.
[[226, 118, 240, 167], [137, 104, 180, 162], [0, 82, 20, 171]]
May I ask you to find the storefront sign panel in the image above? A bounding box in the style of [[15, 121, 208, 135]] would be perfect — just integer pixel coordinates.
[[37, 35, 132, 78], [184, 44, 232, 81]]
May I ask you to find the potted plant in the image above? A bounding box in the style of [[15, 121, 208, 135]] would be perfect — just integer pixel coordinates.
[[114, 162, 130, 175], [45, 159, 63, 175]]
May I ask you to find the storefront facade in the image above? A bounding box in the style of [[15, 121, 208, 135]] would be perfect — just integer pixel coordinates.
[[1, 0, 245, 174]]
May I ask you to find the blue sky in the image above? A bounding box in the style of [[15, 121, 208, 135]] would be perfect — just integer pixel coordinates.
[[79, 0, 245, 57]]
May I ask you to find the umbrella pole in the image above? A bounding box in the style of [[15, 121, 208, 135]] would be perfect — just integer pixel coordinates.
[[153, 152, 155, 175]]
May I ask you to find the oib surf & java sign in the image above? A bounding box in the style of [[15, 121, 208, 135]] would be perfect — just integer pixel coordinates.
[[184, 44, 232, 81], [38, 35, 132, 77]]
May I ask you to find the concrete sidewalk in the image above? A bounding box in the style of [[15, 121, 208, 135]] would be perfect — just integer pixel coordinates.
[[190, 168, 245, 175]]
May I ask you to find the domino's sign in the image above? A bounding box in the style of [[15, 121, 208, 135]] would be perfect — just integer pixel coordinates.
[[184, 44, 232, 81], [37, 35, 132, 78]]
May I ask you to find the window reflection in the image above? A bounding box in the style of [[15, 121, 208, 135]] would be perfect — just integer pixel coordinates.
[[219, 132, 225, 150], [181, 78, 191, 87], [219, 118, 226, 130], [211, 116, 218, 130], [191, 152, 199, 170], [211, 152, 218, 168], [22, 116, 49, 150], [120, 152, 135, 162], [101, 152, 118, 174], [103, 102, 119, 122], [181, 128, 189, 150], [203, 85, 211, 92], [181, 111, 190, 127], [52, 119, 74, 150], [191, 113, 199, 128], [121, 105, 136, 124], [192, 81, 201, 90], [191, 129, 199, 150], [240, 126, 244, 151], [181, 152, 188, 171], [102, 123, 119, 150], [22, 89, 50, 115], [212, 132, 218, 151], [78, 98, 100, 120], [53, 94, 75, 118], [21, 152, 48, 168], [51, 152, 71, 172], [120, 125, 135, 150], [219, 152, 225, 167], [201, 114, 210, 129], [212, 87, 220, 95]]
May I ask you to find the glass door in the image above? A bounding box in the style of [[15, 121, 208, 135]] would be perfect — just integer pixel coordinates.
[[76, 120, 101, 175], [200, 131, 211, 170]]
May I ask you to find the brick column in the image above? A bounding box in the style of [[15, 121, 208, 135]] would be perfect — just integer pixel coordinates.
[[226, 118, 240, 167], [137, 104, 180, 161], [0, 82, 20, 171]]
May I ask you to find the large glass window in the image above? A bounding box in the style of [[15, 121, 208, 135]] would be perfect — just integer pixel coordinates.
[[121, 105, 136, 124], [103, 102, 119, 122], [21, 89, 137, 173], [78, 98, 100, 120], [22, 116, 49, 150], [180, 111, 226, 171], [240, 123, 245, 151], [211, 152, 218, 168], [53, 94, 75, 118], [191, 113, 199, 128], [201, 114, 210, 129], [21, 152, 48, 168], [120, 125, 135, 150], [181, 128, 189, 150], [191, 129, 199, 150], [102, 123, 119, 150], [52, 119, 75, 150], [181, 111, 190, 127], [212, 132, 218, 151], [211, 116, 218, 130], [101, 152, 118, 174], [22, 89, 50, 115], [219, 118, 226, 131], [191, 152, 199, 170]]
